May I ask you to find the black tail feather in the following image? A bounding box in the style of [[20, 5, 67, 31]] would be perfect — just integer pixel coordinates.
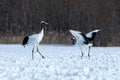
[[22, 36, 29, 46]]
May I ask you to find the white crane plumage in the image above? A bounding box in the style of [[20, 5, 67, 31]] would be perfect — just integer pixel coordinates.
[[69, 29, 100, 58], [22, 21, 48, 59]]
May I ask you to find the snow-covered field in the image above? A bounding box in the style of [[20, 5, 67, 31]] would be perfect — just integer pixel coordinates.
[[0, 44, 120, 80]]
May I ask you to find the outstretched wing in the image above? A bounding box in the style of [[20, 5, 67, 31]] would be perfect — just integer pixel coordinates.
[[69, 30, 88, 45], [80, 33, 89, 44], [86, 29, 100, 41]]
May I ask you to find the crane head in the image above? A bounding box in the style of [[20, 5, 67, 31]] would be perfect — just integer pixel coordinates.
[[41, 21, 49, 25]]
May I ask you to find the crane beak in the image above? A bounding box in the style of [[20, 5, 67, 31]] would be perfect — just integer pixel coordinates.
[[44, 22, 49, 25]]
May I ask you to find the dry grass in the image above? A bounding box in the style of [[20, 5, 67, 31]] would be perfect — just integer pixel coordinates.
[[0, 32, 73, 44]]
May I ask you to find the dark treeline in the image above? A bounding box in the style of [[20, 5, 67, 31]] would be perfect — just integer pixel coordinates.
[[0, 0, 120, 46]]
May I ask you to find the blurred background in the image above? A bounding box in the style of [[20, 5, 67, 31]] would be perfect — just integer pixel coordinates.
[[0, 0, 120, 46]]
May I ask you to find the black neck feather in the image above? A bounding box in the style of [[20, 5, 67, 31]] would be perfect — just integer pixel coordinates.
[[40, 23, 45, 31]]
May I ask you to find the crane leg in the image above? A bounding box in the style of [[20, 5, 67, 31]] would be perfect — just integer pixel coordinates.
[[32, 46, 35, 59], [80, 48, 84, 59], [88, 46, 91, 59], [81, 50, 84, 59], [37, 46, 45, 58]]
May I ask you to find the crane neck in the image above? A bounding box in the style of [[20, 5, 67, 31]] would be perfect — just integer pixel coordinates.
[[40, 28, 44, 34], [39, 22, 46, 33], [41, 23, 45, 30], [38, 28, 44, 36]]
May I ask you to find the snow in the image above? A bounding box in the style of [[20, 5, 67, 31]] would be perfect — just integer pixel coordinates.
[[0, 44, 120, 80]]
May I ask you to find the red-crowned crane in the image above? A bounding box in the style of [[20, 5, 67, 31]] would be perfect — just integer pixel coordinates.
[[69, 29, 100, 58], [22, 21, 48, 59]]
